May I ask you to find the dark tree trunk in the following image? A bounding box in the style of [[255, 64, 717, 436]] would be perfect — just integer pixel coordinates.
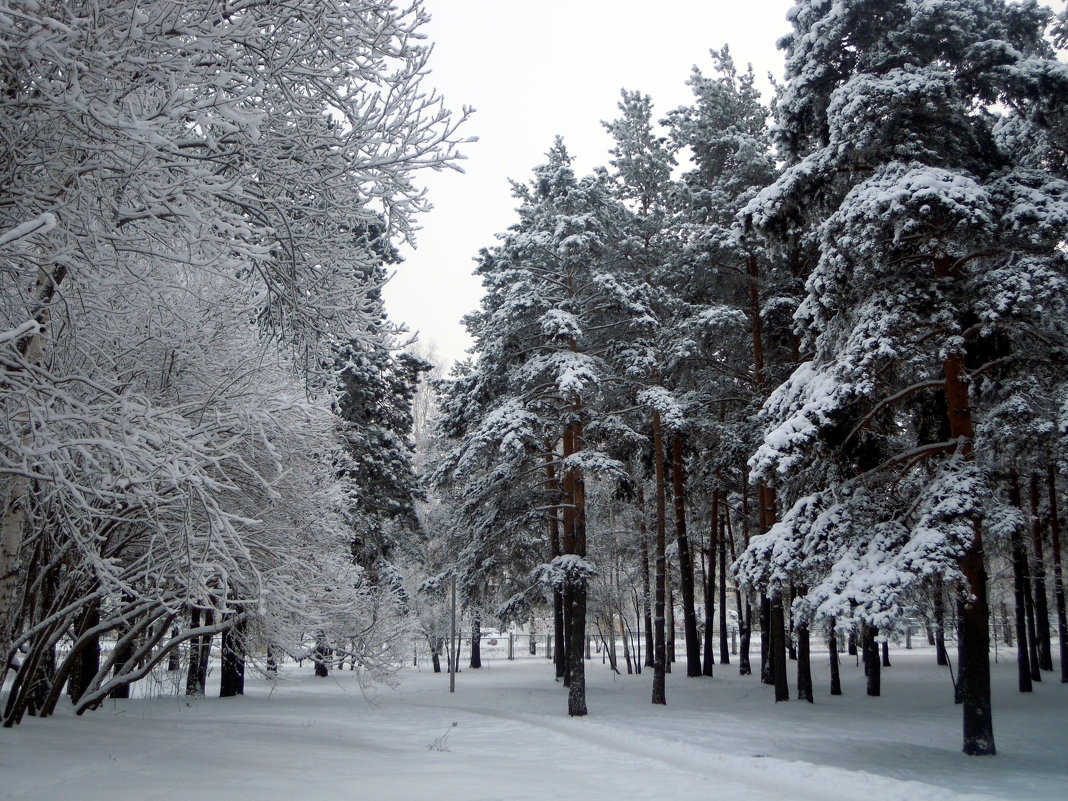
[[66, 606, 100, 704], [666, 582, 675, 669], [719, 519, 730, 665], [1010, 472, 1034, 692], [637, 484, 655, 669], [771, 597, 789, 702], [933, 581, 948, 666], [671, 435, 701, 678], [881, 640, 891, 668], [702, 497, 717, 677], [109, 635, 135, 700], [864, 624, 880, 697], [560, 418, 588, 716], [219, 618, 245, 697], [1047, 462, 1068, 684], [1030, 474, 1053, 671], [828, 619, 842, 696], [1022, 557, 1042, 683], [939, 326, 994, 754], [735, 474, 752, 675], [312, 630, 330, 678], [760, 594, 773, 685], [797, 621, 813, 702], [185, 609, 204, 695], [431, 638, 442, 673], [469, 615, 482, 669], [651, 411, 667, 706], [544, 449, 568, 681], [266, 645, 278, 676], [167, 626, 180, 672], [847, 629, 857, 657]]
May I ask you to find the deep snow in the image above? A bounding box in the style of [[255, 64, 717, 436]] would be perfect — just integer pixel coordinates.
[[1, 644, 1065, 800]]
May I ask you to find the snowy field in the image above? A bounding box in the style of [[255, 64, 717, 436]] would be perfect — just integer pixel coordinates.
[[1, 645, 1065, 801]]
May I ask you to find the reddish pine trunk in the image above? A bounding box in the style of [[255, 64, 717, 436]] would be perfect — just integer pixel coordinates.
[[671, 436, 702, 677], [651, 411, 668, 705]]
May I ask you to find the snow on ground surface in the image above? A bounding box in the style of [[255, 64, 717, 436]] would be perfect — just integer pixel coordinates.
[[2, 645, 1065, 800]]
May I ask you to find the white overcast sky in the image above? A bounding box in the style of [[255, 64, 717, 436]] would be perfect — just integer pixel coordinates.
[[383, 0, 794, 365]]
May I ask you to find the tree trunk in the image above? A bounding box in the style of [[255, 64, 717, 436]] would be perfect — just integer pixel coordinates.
[[770, 597, 789, 702], [702, 494, 717, 677], [797, 620, 813, 703], [544, 448, 568, 681], [1047, 461, 1068, 684], [1010, 471, 1034, 692], [1030, 474, 1053, 671], [219, 617, 245, 697], [651, 411, 667, 705], [561, 418, 588, 716], [469, 615, 482, 669], [760, 594, 773, 685], [828, 619, 842, 696], [671, 435, 701, 678], [719, 518, 730, 665], [938, 321, 994, 754], [933, 580, 948, 666], [864, 624, 880, 697], [637, 484, 655, 669]]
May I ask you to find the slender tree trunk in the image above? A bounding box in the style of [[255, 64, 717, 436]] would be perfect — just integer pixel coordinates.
[[637, 484, 655, 669], [702, 495, 717, 677], [796, 586, 812, 702], [727, 502, 751, 676], [828, 619, 842, 696], [544, 448, 568, 681], [651, 411, 667, 705], [771, 597, 789, 702], [1010, 471, 1034, 692], [1030, 474, 1053, 671], [671, 435, 701, 677], [561, 417, 588, 716], [933, 579, 948, 666], [760, 594, 773, 685], [719, 518, 730, 665], [1047, 462, 1068, 683], [797, 620, 813, 703]]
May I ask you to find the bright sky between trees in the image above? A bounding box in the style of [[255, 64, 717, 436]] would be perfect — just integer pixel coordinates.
[[383, 0, 793, 365]]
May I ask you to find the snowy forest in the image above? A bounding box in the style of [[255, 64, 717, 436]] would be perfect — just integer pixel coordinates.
[[2, 0, 1068, 796]]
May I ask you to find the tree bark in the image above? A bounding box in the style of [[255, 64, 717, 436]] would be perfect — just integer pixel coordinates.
[[771, 597, 789, 702], [469, 614, 482, 669], [864, 624, 880, 697], [1047, 462, 1068, 683], [219, 616, 245, 697], [828, 619, 842, 696], [1030, 474, 1053, 671], [702, 495, 717, 677], [637, 484, 655, 669], [938, 320, 994, 754], [719, 518, 730, 665], [651, 411, 667, 705], [1010, 471, 1034, 692], [671, 435, 701, 677]]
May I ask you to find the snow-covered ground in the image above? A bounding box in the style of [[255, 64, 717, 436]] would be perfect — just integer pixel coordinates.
[[2, 645, 1065, 800]]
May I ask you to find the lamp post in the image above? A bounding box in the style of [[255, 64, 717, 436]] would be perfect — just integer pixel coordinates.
[[449, 574, 457, 693]]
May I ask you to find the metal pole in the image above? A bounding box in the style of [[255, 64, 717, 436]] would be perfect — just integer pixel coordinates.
[[449, 575, 457, 693]]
